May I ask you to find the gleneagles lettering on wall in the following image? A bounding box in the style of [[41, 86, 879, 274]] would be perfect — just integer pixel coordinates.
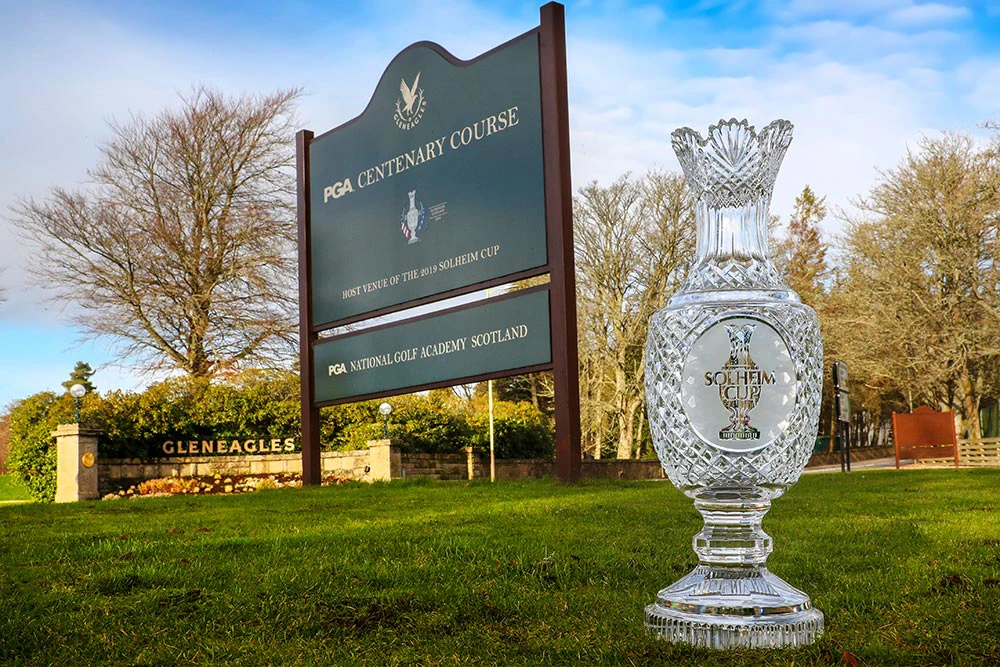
[[160, 438, 298, 456]]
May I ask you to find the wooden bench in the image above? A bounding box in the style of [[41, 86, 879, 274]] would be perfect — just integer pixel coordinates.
[[892, 406, 959, 468]]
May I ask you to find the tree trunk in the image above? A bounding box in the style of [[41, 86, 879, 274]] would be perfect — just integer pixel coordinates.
[[614, 365, 633, 459], [960, 370, 983, 442], [592, 366, 605, 460], [634, 402, 646, 459], [616, 408, 634, 459]]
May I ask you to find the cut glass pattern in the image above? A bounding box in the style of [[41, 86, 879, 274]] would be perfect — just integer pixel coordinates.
[[644, 119, 824, 648]]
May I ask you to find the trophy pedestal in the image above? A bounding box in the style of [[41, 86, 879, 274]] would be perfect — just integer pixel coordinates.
[[644, 487, 824, 648], [645, 566, 824, 649]]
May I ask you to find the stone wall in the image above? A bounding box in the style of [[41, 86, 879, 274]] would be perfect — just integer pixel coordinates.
[[495, 459, 553, 480], [95, 445, 671, 493], [400, 452, 470, 481], [98, 450, 373, 495], [583, 459, 665, 480], [489, 458, 665, 480], [94, 442, 880, 495]]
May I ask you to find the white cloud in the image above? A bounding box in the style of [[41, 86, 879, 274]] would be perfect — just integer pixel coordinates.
[[886, 3, 971, 27], [0, 0, 526, 325], [632, 4, 668, 25], [775, 0, 909, 20], [955, 59, 1000, 118], [774, 1, 972, 34], [561, 13, 992, 235], [697, 47, 775, 71], [779, 19, 961, 61]]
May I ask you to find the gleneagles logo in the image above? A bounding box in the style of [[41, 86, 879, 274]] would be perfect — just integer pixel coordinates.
[[394, 72, 426, 130]]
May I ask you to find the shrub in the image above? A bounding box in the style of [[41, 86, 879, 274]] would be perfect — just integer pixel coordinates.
[[0, 413, 11, 474], [328, 394, 472, 454], [6, 392, 74, 501], [93, 371, 302, 458], [469, 400, 555, 459], [6, 373, 554, 477], [322, 400, 381, 451], [135, 476, 202, 495], [390, 394, 473, 454], [255, 477, 279, 491]]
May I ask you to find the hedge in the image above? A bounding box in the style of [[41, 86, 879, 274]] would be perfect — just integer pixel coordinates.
[[6, 392, 74, 501], [4, 373, 555, 501]]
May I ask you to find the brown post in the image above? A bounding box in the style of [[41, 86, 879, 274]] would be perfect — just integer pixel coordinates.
[[892, 412, 901, 469], [297, 129, 321, 485], [539, 2, 581, 482]]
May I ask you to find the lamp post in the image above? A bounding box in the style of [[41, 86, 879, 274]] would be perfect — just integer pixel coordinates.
[[485, 288, 497, 482], [379, 402, 392, 439], [488, 379, 495, 482], [69, 383, 87, 423]]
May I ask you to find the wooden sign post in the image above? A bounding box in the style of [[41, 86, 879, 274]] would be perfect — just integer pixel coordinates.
[[296, 3, 580, 484]]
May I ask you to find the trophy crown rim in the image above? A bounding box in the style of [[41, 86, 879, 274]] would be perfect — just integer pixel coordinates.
[[670, 118, 794, 209], [670, 118, 793, 145]]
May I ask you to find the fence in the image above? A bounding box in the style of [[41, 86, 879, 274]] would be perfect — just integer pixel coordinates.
[[911, 438, 1000, 468]]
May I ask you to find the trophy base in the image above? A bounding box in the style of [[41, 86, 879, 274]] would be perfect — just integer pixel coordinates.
[[645, 565, 823, 649]]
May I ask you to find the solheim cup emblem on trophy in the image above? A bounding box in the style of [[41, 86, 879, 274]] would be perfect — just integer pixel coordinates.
[[717, 323, 765, 441], [644, 118, 824, 648]]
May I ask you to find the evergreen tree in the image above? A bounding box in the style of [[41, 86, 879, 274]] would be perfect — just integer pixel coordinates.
[[62, 361, 96, 393], [777, 185, 828, 307]]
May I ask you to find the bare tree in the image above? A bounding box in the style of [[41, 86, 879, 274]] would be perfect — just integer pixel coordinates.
[[827, 133, 1000, 440], [14, 87, 300, 377], [574, 170, 695, 459]]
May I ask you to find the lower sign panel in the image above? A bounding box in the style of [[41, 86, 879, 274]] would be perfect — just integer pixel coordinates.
[[314, 288, 552, 403]]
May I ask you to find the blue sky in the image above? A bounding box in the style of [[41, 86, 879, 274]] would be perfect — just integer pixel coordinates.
[[2, 0, 1000, 409]]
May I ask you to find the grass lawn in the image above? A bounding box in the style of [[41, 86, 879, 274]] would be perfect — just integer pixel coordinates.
[[0, 474, 33, 503], [2, 470, 999, 666]]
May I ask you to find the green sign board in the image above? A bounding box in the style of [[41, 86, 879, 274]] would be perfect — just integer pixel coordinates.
[[308, 32, 547, 327], [314, 289, 551, 403], [298, 3, 580, 483]]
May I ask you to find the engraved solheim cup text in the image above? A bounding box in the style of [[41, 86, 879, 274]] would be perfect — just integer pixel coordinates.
[[703, 369, 777, 389]]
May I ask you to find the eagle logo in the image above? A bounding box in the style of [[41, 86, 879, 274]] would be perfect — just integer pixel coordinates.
[[394, 72, 426, 130]]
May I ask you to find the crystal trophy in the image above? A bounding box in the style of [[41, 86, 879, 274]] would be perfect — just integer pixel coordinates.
[[644, 118, 824, 648]]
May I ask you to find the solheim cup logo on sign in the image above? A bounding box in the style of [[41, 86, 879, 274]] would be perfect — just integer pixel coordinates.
[[394, 72, 426, 130], [400, 189, 427, 243]]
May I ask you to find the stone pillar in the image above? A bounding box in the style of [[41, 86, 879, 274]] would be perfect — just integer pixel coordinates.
[[464, 446, 477, 480], [367, 439, 401, 482], [53, 424, 100, 503]]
